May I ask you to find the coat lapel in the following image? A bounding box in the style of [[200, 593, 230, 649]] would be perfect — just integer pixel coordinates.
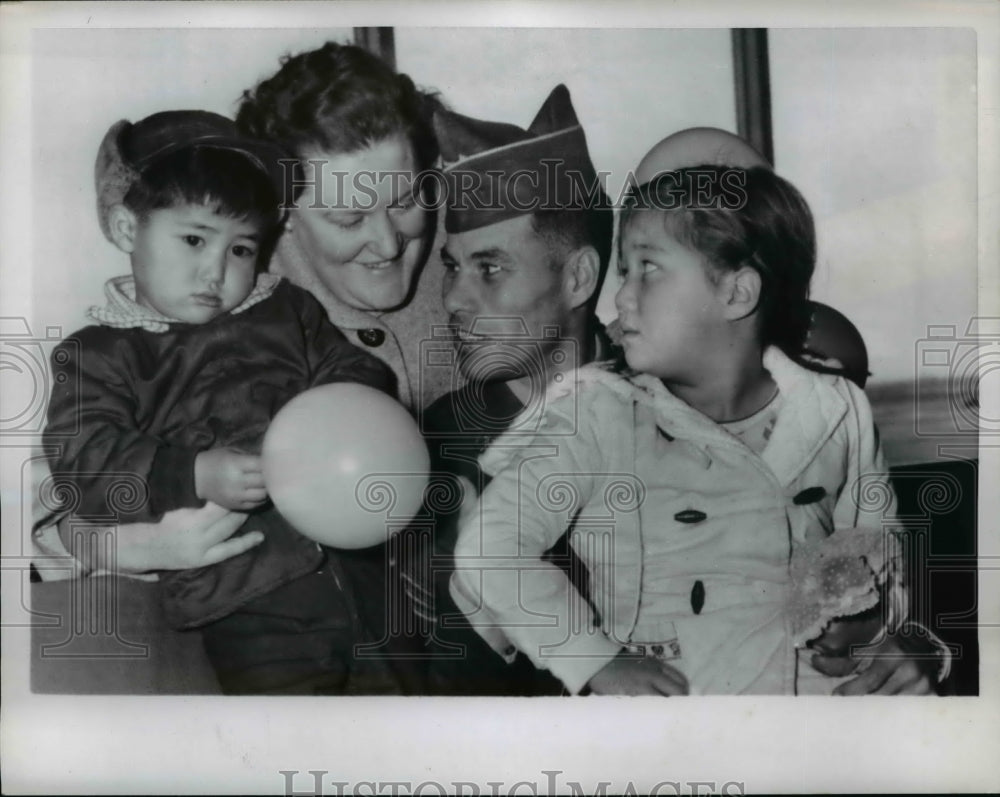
[[759, 347, 848, 487]]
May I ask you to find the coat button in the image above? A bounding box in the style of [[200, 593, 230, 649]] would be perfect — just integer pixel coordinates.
[[793, 486, 827, 505], [691, 580, 705, 614], [674, 509, 707, 524], [358, 328, 386, 347]]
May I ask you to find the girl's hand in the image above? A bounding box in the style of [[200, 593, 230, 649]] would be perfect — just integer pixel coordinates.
[[586, 650, 689, 696], [809, 611, 884, 658], [812, 630, 938, 695], [195, 448, 268, 511]]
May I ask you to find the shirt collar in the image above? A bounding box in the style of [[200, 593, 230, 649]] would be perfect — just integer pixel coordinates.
[[87, 273, 282, 331]]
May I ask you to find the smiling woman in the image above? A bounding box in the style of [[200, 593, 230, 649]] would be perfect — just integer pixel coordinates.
[[236, 41, 454, 410], [290, 138, 424, 313]]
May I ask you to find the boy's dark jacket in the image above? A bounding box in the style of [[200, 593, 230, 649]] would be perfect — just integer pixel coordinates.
[[43, 279, 396, 628]]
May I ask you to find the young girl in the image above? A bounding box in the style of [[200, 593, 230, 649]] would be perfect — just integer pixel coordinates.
[[449, 165, 903, 695]]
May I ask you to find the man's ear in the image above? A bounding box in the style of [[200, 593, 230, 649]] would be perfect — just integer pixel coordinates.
[[720, 265, 762, 321], [107, 204, 140, 254], [562, 246, 601, 310]]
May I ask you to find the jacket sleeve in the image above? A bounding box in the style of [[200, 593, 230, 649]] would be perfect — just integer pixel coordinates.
[[42, 333, 203, 523], [833, 379, 906, 622], [834, 379, 898, 531], [450, 392, 622, 694], [295, 288, 398, 399], [835, 379, 952, 680]]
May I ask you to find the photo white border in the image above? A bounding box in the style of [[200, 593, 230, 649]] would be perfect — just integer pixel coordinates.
[[2, 1, 998, 794]]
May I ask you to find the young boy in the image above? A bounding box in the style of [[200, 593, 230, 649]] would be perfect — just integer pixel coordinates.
[[450, 166, 908, 696], [43, 110, 398, 694]]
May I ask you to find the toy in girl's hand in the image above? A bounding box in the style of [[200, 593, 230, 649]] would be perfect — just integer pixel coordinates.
[[789, 527, 895, 650], [262, 383, 430, 549]]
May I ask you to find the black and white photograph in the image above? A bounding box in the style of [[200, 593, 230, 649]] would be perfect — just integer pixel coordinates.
[[1, 1, 998, 793]]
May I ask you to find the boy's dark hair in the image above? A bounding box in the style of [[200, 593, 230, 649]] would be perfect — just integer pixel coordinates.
[[621, 165, 816, 353], [123, 146, 283, 235], [530, 190, 615, 316], [235, 41, 441, 199]]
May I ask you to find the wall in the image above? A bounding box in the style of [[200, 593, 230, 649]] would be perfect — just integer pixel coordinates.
[[769, 28, 978, 387], [769, 28, 980, 463]]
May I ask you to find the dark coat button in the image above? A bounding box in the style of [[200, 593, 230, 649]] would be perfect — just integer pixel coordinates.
[[358, 328, 386, 347], [793, 486, 827, 505], [691, 580, 705, 614], [674, 509, 707, 524]]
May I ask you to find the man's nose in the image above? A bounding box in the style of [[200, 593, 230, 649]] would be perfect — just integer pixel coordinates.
[[442, 268, 476, 317]]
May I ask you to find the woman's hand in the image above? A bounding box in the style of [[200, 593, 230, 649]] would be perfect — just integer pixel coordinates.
[[69, 503, 261, 573], [586, 650, 689, 696], [194, 448, 268, 511]]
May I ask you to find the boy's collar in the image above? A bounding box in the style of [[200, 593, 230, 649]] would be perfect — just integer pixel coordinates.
[[88, 273, 282, 331]]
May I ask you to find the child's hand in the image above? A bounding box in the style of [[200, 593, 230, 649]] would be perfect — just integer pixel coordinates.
[[195, 448, 268, 511], [586, 650, 689, 696], [815, 630, 937, 695], [809, 609, 884, 659]]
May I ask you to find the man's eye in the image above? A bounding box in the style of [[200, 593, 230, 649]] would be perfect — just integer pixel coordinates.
[[480, 263, 501, 277], [231, 245, 257, 258], [183, 235, 204, 247], [441, 259, 458, 273], [641, 260, 659, 274]]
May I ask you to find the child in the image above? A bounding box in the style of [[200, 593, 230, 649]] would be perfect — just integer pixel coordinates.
[[450, 165, 905, 695], [43, 110, 399, 694]]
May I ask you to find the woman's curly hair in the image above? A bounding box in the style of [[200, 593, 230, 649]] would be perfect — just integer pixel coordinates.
[[236, 41, 442, 172]]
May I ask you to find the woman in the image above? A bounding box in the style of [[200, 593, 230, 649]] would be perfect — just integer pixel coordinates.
[[239, 41, 454, 410]]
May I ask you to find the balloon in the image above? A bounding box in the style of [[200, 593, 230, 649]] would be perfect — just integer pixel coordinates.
[[634, 126, 770, 185], [262, 384, 430, 549]]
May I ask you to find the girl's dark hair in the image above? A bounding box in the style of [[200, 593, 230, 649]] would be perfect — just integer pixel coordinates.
[[621, 165, 816, 353], [235, 41, 441, 175], [123, 147, 283, 234]]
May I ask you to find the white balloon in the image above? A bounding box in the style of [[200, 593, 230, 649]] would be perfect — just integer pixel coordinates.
[[262, 384, 429, 549]]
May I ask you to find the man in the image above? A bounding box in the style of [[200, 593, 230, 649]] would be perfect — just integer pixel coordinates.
[[394, 85, 614, 695]]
